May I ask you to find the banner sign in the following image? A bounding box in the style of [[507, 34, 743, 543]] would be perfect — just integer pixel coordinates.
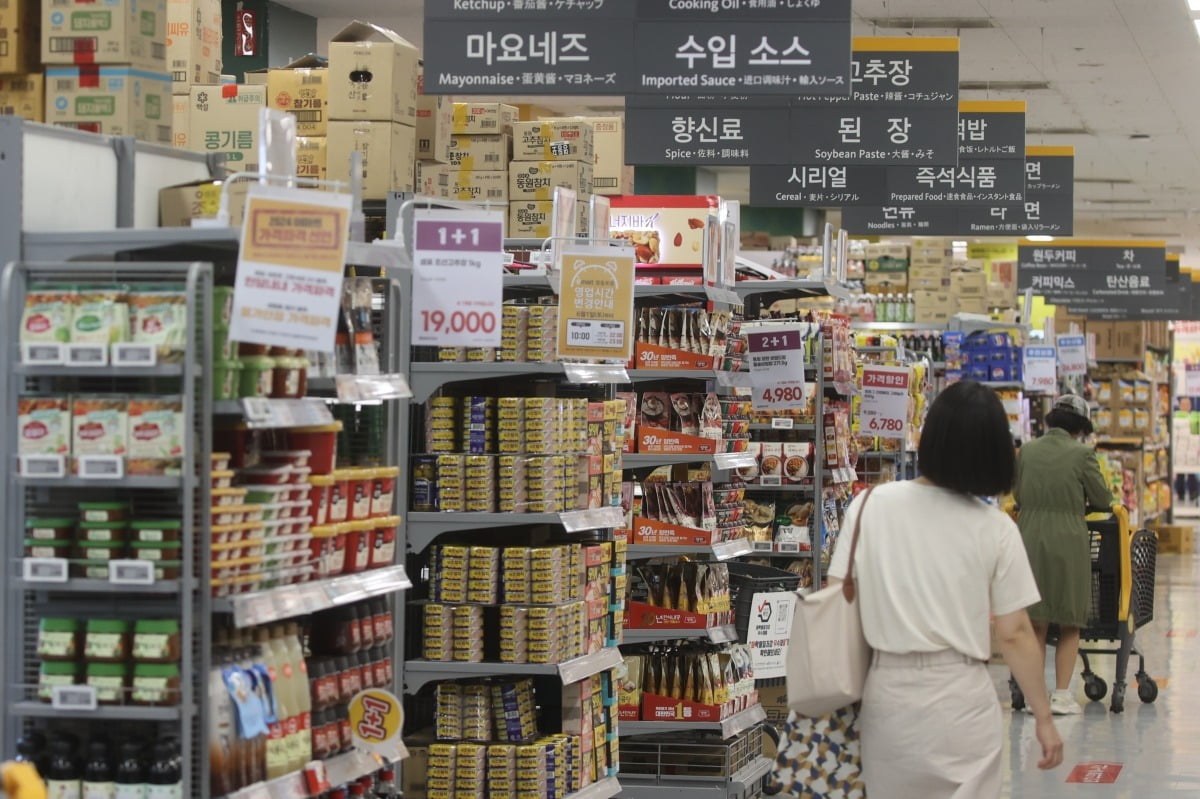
[[796, 37, 959, 107], [424, 2, 852, 95], [1017, 239, 1168, 320], [752, 159, 1023, 206], [625, 106, 794, 166], [958, 100, 1025, 160]]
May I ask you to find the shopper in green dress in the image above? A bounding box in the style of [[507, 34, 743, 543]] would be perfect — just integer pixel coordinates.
[[1014, 393, 1114, 715]]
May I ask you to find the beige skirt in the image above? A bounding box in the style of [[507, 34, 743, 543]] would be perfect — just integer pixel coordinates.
[[860, 651, 1001, 799]]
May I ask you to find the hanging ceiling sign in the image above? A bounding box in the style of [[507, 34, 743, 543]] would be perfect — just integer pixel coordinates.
[[624, 105, 795, 166], [1017, 239, 1168, 320], [958, 100, 1025, 160], [795, 37, 959, 107], [750, 165, 889, 207], [840, 204, 961, 235]]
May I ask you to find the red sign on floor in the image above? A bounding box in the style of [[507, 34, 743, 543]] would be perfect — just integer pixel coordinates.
[[1067, 763, 1123, 784], [1166, 629, 1196, 638]]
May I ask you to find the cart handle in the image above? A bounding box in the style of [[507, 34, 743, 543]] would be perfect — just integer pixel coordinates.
[[1111, 504, 1135, 622]]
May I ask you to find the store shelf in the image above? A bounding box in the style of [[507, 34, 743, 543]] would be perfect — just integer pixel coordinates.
[[1095, 357, 1144, 364], [734, 278, 832, 300], [16, 474, 183, 488], [617, 756, 773, 796], [14, 363, 186, 378], [1097, 437, 1145, 447], [626, 540, 754, 562], [635, 284, 741, 304], [980, 381, 1024, 390], [850, 321, 939, 331], [564, 777, 622, 799], [621, 624, 738, 645], [407, 507, 624, 552], [623, 452, 757, 471], [404, 646, 624, 691], [626, 369, 721, 383], [21, 227, 239, 260], [12, 577, 183, 594], [741, 483, 815, 494], [9, 701, 184, 722], [618, 704, 766, 739], [212, 565, 411, 628], [748, 422, 816, 433], [212, 397, 336, 428], [410, 361, 630, 402]]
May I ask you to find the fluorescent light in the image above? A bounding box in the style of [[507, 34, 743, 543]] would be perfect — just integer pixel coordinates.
[[951, 240, 968, 247], [1193, 18, 1200, 36], [1027, 235, 1055, 242], [1190, 0, 1200, 11]]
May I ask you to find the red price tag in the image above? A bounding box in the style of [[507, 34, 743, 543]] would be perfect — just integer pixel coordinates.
[[860, 365, 911, 441]]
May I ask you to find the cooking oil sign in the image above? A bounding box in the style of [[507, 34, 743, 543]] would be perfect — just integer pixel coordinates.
[[349, 689, 404, 757], [555, 246, 636, 362]]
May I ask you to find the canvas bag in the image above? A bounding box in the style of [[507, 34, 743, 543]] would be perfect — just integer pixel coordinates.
[[786, 486, 873, 718]]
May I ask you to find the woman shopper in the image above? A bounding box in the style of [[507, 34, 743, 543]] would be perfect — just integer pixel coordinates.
[[827, 381, 1063, 799], [1014, 393, 1114, 715]]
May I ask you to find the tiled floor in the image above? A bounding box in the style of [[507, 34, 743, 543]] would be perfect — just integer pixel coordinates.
[[993, 552, 1200, 797]]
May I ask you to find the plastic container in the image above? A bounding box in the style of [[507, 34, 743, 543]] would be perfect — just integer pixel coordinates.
[[211, 487, 248, 507], [87, 662, 128, 705], [213, 287, 235, 327], [328, 470, 351, 523], [130, 520, 182, 543], [131, 663, 181, 706], [38, 661, 80, 701], [132, 620, 181, 662], [213, 360, 242, 401], [287, 423, 343, 475], [152, 561, 183, 580], [38, 617, 81, 661], [346, 469, 373, 521], [307, 475, 333, 526], [78, 521, 129, 543], [309, 524, 344, 578], [238, 355, 276, 398], [261, 450, 312, 469], [72, 560, 112, 580], [236, 465, 293, 486], [238, 342, 270, 357], [369, 516, 401, 569], [279, 501, 310, 520], [24, 538, 71, 559], [210, 506, 248, 526], [213, 329, 236, 361], [371, 467, 399, 517], [271, 356, 305, 398], [79, 502, 130, 522], [212, 452, 232, 471], [84, 619, 131, 662], [73, 541, 126, 562], [211, 470, 235, 490], [286, 466, 312, 486], [131, 541, 182, 562], [241, 484, 292, 506], [25, 518, 75, 541], [342, 520, 373, 574]]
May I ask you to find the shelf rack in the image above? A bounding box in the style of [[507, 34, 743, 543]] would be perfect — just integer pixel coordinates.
[[404, 647, 626, 692], [618, 704, 766, 739]]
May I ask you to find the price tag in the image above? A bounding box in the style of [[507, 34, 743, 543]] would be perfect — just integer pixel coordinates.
[[411, 209, 505, 348], [52, 684, 98, 711], [770, 418, 794, 430], [111, 343, 158, 367], [109, 559, 156, 585], [76, 455, 124, 479], [22, 343, 65, 365], [752, 541, 774, 552], [562, 364, 631, 385], [1187, 364, 1200, 396], [334, 374, 413, 402], [242, 397, 275, 425], [776, 540, 802, 554], [747, 326, 808, 411], [66, 344, 109, 366], [20, 454, 66, 478], [1023, 346, 1057, 394], [23, 557, 69, 583], [1055, 335, 1087, 377], [860, 365, 911, 440]]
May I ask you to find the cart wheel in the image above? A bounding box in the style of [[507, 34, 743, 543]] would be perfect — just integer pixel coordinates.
[[1110, 682, 1126, 714], [1009, 676, 1026, 711], [1084, 676, 1108, 702], [1138, 678, 1159, 704]]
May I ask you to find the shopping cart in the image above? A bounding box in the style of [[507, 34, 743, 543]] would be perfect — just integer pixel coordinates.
[[1009, 505, 1159, 713]]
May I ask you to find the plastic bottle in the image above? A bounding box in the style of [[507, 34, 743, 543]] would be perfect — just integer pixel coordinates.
[[114, 742, 145, 799], [15, 731, 48, 777], [144, 742, 180, 799], [46, 738, 82, 799], [209, 642, 238, 796], [904, 293, 915, 323], [257, 628, 292, 780], [282, 623, 313, 771], [82, 741, 115, 799], [374, 769, 397, 799]]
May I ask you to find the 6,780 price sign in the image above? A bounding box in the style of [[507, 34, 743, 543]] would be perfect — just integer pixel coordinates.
[[860, 365, 911, 441], [411, 209, 505, 348]]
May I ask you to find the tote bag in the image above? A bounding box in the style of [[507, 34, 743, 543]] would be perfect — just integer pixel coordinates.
[[786, 487, 873, 718]]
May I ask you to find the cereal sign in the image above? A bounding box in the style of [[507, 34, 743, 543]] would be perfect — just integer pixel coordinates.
[[230, 185, 351, 353], [555, 246, 636, 362]]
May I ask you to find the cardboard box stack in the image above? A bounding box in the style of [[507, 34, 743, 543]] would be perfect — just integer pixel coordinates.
[[167, 0, 220, 93], [863, 243, 909, 294], [327, 21, 419, 199], [0, 0, 41, 122], [417, 102, 516, 203], [415, 68, 452, 164], [188, 84, 266, 172], [908, 238, 954, 324], [556, 115, 629, 196], [266, 55, 328, 186], [41, 0, 171, 142], [509, 118, 594, 239]]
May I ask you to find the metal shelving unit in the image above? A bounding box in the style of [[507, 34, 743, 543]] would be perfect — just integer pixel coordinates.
[[618, 705, 766, 739], [621, 625, 738, 645], [407, 507, 625, 552], [404, 647, 625, 692]]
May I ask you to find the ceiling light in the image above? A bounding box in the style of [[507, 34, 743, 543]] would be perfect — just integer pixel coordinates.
[[1026, 235, 1055, 242], [1076, 178, 1133, 184], [1193, 18, 1200, 36], [862, 16, 994, 29], [959, 81, 1051, 91], [1190, 0, 1200, 12], [1026, 126, 1090, 135]]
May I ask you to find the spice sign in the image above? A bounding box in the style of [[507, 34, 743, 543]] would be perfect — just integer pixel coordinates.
[[1024, 346, 1058, 394], [747, 327, 808, 411], [230, 186, 352, 353], [555, 246, 636, 362], [1056, 335, 1088, 377], [746, 591, 797, 680], [411, 209, 505, 348], [860, 365, 910, 439], [349, 689, 404, 758]]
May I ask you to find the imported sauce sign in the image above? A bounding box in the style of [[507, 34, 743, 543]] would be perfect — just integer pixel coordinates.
[[229, 186, 352, 353]]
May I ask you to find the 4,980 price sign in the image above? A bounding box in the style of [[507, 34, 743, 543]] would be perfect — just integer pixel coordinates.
[[860, 365, 911, 441], [411, 209, 505, 348]]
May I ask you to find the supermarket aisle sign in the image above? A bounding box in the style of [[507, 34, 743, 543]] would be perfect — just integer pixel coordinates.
[[230, 185, 352, 353], [746, 591, 797, 680], [1056, 335, 1088, 377], [859, 365, 910, 440], [747, 327, 808, 412], [1017, 240, 1168, 319], [411, 209, 505, 348], [555, 245, 636, 362], [1023, 346, 1057, 394]]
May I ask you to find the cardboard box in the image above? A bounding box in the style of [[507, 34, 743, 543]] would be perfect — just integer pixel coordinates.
[[171, 93, 188, 147], [0, 73, 44, 122], [166, 0, 221, 92], [243, 70, 268, 86], [42, 0, 166, 69], [267, 57, 328, 136], [327, 21, 419, 125], [510, 200, 553, 239], [188, 84, 265, 172], [296, 136, 326, 185], [914, 289, 954, 324], [418, 164, 508, 203], [513, 119, 594, 162], [864, 272, 907, 292], [1094, 321, 1146, 362], [158, 179, 248, 226], [327, 120, 415, 200], [609, 195, 720, 266], [560, 115, 625, 195], [447, 133, 510, 171], [415, 70, 452, 163], [452, 102, 517, 135], [45, 67, 171, 143], [1152, 524, 1194, 555], [951, 268, 987, 297], [0, 0, 39, 75], [509, 160, 592, 201]]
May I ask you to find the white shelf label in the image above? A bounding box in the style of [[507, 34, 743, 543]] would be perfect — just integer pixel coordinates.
[[66, 343, 109, 366], [335, 374, 413, 402], [52, 684, 98, 711], [111, 343, 158, 367], [770, 418, 794, 430], [23, 557, 69, 583], [240, 398, 335, 429], [22, 343, 65, 365], [562, 363, 630, 385], [751, 541, 774, 553], [559, 506, 624, 533], [109, 559, 156, 585], [714, 452, 756, 471], [20, 454, 66, 478], [242, 397, 275, 425], [759, 474, 783, 487], [77, 455, 124, 480]]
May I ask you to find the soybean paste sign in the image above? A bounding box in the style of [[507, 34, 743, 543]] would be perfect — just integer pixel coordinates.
[[1017, 240, 1168, 320]]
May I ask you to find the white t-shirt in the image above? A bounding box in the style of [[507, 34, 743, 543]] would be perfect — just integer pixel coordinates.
[[827, 481, 1040, 662]]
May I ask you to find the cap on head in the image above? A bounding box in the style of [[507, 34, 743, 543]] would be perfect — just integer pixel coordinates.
[[1054, 393, 1090, 420]]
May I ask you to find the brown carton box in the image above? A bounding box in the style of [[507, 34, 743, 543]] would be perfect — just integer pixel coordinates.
[[914, 289, 955, 324], [327, 120, 416, 199], [448, 133, 510, 170], [556, 115, 627, 195], [509, 161, 592, 201], [512, 119, 594, 162], [0, 0, 39, 75], [46, 66, 171, 143], [0, 73, 43, 122], [171, 93, 188, 147], [159, 179, 248, 226], [328, 21, 418, 125], [417, 164, 508, 203], [416, 69, 452, 163], [509, 200, 554, 239], [950, 268, 986, 297], [166, 0, 221, 92], [188, 84, 265, 172], [296, 136, 326, 185], [452, 101, 517, 135], [42, 0, 166, 69], [267, 56, 328, 136]]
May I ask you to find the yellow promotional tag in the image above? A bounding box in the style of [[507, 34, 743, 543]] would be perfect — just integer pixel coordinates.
[[348, 689, 405, 757]]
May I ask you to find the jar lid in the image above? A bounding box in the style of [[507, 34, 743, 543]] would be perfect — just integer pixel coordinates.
[[308, 474, 335, 487], [374, 466, 400, 479], [24, 538, 70, 548], [78, 502, 130, 511], [26, 517, 76, 527], [40, 617, 80, 631], [86, 662, 128, 676], [76, 540, 125, 549], [239, 356, 276, 368], [133, 663, 180, 677], [377, 516, 402, 526], [331, 468, 354, 480], [310, 524, 338, 539], [131, 540, 180, 550], [78, 520, 130, 530], [133, 619, 179, 634], [346, 520, 374, 532], [40, 661, 80, 675], [130, 520, 183, 530], [86, 619, 131, 633], [292, 422, 344, 434]]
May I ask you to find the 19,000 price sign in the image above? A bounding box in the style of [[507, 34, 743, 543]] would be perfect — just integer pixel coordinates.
[[411, 210, 505, 348]]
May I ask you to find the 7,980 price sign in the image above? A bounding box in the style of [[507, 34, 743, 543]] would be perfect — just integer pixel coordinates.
[[860, 365, 911, 441], [411, 210, 505, 348]]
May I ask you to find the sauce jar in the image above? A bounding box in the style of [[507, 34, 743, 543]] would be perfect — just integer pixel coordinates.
[[38, 661, 80, 702], [238, 355, 276, 398], [411, 456, 437, 512], [132, 619, 182, 662], [371, 467, 399, 517], [131, 663, 181, 706], [25, 517, 75, 541], [341, 520, 372, 574], [328, 470, 351, 523], [346, 469, 373, 521], [79, 502, 130, 523], [38, 617, 81, 661], [84, 619, 131, 662], [25, 538, 71, 560], [78, 521, 129, 543], [270, 356, 305, 399], [86, 662, 128, 705], [131, 520, 183, 544], [369, 516, 400, 569], [307, 475, 333, 526]]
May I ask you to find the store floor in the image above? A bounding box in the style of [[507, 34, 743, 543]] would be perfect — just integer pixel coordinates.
[[991, 551, 1200, 797]]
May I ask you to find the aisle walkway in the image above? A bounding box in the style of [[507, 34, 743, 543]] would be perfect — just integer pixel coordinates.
[[994, 552, 1200, 797]]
